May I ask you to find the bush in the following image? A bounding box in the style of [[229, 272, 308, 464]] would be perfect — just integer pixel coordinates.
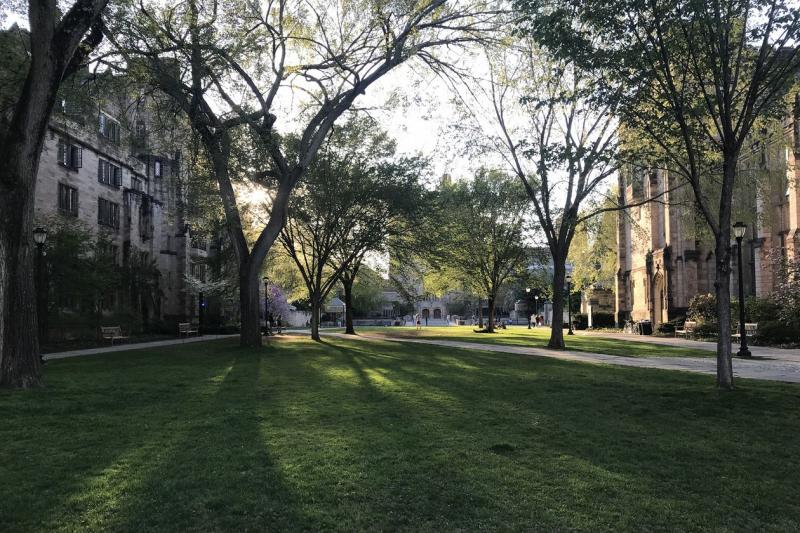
[[693, 321, 718, 338], [589, 312, 615, 328], [745, 296, 780, 324], [572, 313, 588, 330], [688, 294, 717, 322], [754, 320, 800, 345]]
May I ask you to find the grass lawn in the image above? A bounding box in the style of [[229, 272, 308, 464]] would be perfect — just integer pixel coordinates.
[[2, 336, 799, 531], [351, 325, 714, 358]]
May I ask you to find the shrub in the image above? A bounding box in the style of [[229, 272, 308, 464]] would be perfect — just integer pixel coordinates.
[[572, 313, 588, 330], [589, 312, 615, 328], [693, 321, 718, 338], [745, 296, 780, 324], [755, 320, 800, 345], [688, 293, 717, 322]]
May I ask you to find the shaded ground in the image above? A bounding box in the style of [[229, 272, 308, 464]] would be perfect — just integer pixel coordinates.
[[351, 325, 714, 358], [2, 336, 799, 531]]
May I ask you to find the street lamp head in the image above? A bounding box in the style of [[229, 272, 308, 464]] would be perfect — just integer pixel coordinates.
[[733, 221, 747, 240], [526, 287, 531, 293], [565, 273, 572, 284], [33, 227, 47, 246], [262, 276, 269, 283]]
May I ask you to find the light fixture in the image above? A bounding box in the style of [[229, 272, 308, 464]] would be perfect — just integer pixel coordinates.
[[565, 273, 572, 284], [733, 221, 747, 240], [526, 287, 531, 293], [33, 227, 47, 246]]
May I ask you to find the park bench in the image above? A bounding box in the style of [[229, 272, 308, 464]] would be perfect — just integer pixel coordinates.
[[732, 322, 758, 343], [178, 322, 200, 338], [101, 326, 128, 346], [675, 320, 697, 338]]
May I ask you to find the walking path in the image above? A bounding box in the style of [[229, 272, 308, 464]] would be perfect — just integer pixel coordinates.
[[323, 332, 800, 384], [42, 334, 238, 361], [578, 331, 800, 362], [41, 329, 800, 383]]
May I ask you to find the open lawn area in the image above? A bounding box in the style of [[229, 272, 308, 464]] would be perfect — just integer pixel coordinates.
[[352, 325, 714, 358], [2, 336, 799, 531]]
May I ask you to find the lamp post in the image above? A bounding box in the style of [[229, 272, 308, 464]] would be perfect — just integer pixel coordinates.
[[733, 222, 751, 358], [33, 227, 48, 346], [525, 287, 532, 328], [263, 276, 270, 336], [566, 273, 574, 336]]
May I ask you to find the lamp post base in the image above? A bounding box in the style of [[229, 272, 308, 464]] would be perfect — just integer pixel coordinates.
[[737, 348, 752, 358], [567, 328, 574, 336]]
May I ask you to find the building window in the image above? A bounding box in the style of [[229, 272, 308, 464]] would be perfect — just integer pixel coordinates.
[[57, 139, 82, 170], [154, 159, 162, 178], [98, 198, 120, 230], [98, 112, 121, 143], [57, 183, 78, 217], [99, 242, 119, 265], [135, 120, 146, 138], [98, 159, 122, 187], [131, 176, 143, 192], [191, 263, 206, 282]]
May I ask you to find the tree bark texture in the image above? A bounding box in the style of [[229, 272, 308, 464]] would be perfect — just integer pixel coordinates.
[[0, 0, 108, 388], [548, 260, 566, 349], [342, 276, 355, 335]]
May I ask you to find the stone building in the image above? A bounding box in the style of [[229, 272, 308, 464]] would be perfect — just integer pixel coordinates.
[[33, 73, 197, 326], [615, 98, 800, 327]]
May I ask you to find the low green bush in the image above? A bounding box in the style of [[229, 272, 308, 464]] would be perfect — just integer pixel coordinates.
[[754, 320, 800, 345], [590, 312, 615, 328]]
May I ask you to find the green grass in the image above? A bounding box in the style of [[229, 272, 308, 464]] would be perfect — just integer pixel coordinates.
[[2, 336, 799, 531], [352, 325, 714, 358]]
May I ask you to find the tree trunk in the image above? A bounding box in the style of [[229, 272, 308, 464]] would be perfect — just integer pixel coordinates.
[[478, 298, 483, 328], [343, 277, 355, 335], [486, 296, 496, 333], [238, 265, 262, 348], [714, 155, 736, 389], [0, 1, 107, 388], [310, 297, 321, 341], [548, 259, 566, 349]]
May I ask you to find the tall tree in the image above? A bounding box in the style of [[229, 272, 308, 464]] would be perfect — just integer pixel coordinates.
[[448, 46, 624, 347], [0, 0, 108, 388], [435, 169, 531, 333], [519, 0, 800, 387], [281, 118, 425, 340], [112, 0, 500, 347]]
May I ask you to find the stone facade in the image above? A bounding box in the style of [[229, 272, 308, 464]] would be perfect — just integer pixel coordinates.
[[616, 98, 800, 327], [34, 78, 195, 323]]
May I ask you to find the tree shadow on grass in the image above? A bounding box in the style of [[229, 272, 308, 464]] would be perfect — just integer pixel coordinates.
[[97, 351, 310, 531], [312, 336, 800, 530]]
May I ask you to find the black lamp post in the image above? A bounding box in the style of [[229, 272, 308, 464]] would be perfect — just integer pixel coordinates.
[[566, 273, 574, 336], [263, 276, 270, 336], [33, 227, 48, 345], [733, 222, 751, 358], [525, 287, 532, 328]]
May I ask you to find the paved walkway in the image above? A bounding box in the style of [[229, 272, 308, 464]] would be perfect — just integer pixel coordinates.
[[578, 331, 800, 362], [41, 329, 800, 383], [323, 332, 800, 384], [42, 334, 238, 361]]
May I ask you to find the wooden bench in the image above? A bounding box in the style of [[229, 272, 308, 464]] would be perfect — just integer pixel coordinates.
[[675, 320, 696, 338], [178, 322, 200, 338], [732, 322, 758, 343], [101, 326, 128, 346]]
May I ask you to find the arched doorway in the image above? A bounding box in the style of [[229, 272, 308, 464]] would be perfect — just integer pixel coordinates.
[[422, 308, 430, 319], [433, 308, 442, 319]]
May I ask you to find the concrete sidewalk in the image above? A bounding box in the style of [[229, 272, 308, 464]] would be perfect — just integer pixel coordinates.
[[43, 334, 238, 361], [578, 331, 800, 362], [325, 332, 800, 384]]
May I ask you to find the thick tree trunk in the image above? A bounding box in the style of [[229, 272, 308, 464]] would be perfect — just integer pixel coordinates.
[[486, 296, 496, 333], [548, 260, 566, 349], [238, 265, 262, 348], [0, 0, 107, 388], [343, 277, 355, 335], [310, 297, 321, 341], [478, 298, 483, 328]]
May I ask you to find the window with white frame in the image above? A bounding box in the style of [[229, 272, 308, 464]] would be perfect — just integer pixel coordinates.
[[98, 198, 120, 229], [98, 112, 121, 143], [57, 139, 82, 170]]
